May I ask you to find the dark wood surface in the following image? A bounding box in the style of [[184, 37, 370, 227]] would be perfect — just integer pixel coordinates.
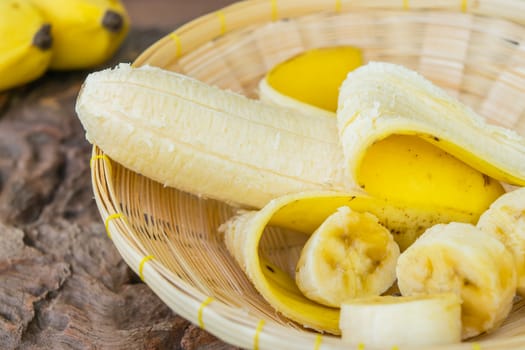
[[0, 2, 241, 349]]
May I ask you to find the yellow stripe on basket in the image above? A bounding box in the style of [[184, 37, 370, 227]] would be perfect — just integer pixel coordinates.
[[472, 343, 482, 350], [197, 296, 214, 329], [335, 0, 342, 13], [254, 319, 265, 350], [403, 0, 409, 10], [313, 334, 322, 350], [270, 0, 278, 21], [138, 254, 154, 281], [216, 11, 227, 35], [104, 213, 123, 239], [461, 0, 468, 12], [90, 154, 110, 168], [169, 32, 182, 58]]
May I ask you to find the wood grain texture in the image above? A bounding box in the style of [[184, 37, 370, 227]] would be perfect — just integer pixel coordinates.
[[0, 27, 239, 350]]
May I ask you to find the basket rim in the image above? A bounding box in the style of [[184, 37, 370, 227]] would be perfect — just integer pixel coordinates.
[[90, 0, 525, 349]]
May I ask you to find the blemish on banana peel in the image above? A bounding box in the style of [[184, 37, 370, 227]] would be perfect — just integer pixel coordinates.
[[483, 174, 491, 187]]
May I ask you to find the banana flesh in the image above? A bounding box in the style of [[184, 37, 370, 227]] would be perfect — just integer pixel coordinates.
[[295, 206, 399, 307], [338, 62, 525, 186], [339, 293, 462, 348], [477, 187, 525, 296], [76, 64, 346, 208], [0, 0, 52, 91], [397, 222, 517, 339], [30, 0, 129, 70]]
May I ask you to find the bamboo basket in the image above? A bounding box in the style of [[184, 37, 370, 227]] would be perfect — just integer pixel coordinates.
[[90, 0, 525, 349]]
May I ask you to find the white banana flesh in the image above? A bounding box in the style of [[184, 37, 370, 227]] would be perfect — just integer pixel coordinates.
[[397, 222, 517, 339], [477, 187, 525, 296], [75, 63, 346, 208], [295, 206, 399, 307], [339, 293, 462, 348], [337, 62, 525, 186]]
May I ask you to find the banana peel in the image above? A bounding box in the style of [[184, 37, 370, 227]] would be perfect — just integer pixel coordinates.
[[338, 62, 525, 187]]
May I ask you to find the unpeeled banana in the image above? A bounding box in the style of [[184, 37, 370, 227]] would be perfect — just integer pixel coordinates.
[[30, 0, 129, 70], [295, 206, 399, 307], [478, 187, 525, 296], [397, 222, 517, 338], [339, 293, 462, 348], [0, 0, 52, 91]]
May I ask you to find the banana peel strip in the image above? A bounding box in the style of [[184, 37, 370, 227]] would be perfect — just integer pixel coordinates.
[[338, 62, 525, 186], [220, 190, 474, 334]]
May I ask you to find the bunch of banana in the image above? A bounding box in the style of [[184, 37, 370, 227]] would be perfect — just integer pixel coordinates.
[[397, 222, 517, 338], [0, 0, 128, 91], [0, 0, 52, 91], [30, 0, 129, 70]]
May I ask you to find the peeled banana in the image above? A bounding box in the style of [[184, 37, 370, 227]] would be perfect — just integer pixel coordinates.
[[397, 222, 517, 339], [30, 0, 129, 70], [295, 206, 399, 307], [76, 63, 347, 209], [339, 293, 462, 348], [477, 187, 525, 296], [0, 0, 52, 91]]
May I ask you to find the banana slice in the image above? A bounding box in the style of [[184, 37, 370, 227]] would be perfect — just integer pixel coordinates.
[[339, 293, 462, 348], [295, 206, 399, 307], [477, 187, 525, 296], [338, 61, 525, 187], [397, 222, 517, 339]]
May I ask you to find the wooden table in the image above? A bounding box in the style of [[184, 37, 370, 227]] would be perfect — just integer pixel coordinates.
[[0, 2, 241, 349]]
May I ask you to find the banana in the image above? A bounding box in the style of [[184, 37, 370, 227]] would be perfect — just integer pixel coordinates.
[[30, 0, 129, 70], [338, 61, 525, 187], [396, 222, 517, 339], [295, 206, 399, 307], [258, 46, 362, 117], [339, 293, 462, 348], [76, 63, 347, 209], [0, 0, 52, 91], [477, 187, 525, 296]]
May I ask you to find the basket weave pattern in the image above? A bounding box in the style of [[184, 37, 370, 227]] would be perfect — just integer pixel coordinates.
[[92, 1, 525, 348]]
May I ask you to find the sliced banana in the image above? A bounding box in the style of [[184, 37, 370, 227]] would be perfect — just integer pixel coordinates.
[[477, 187, 525, 296], [295, 206, 399, 307], [397, 222, 517, 339], [339, 293, 462, 348]]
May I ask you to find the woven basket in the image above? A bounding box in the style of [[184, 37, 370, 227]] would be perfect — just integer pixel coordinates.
[[90, 0, 525, 349]]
